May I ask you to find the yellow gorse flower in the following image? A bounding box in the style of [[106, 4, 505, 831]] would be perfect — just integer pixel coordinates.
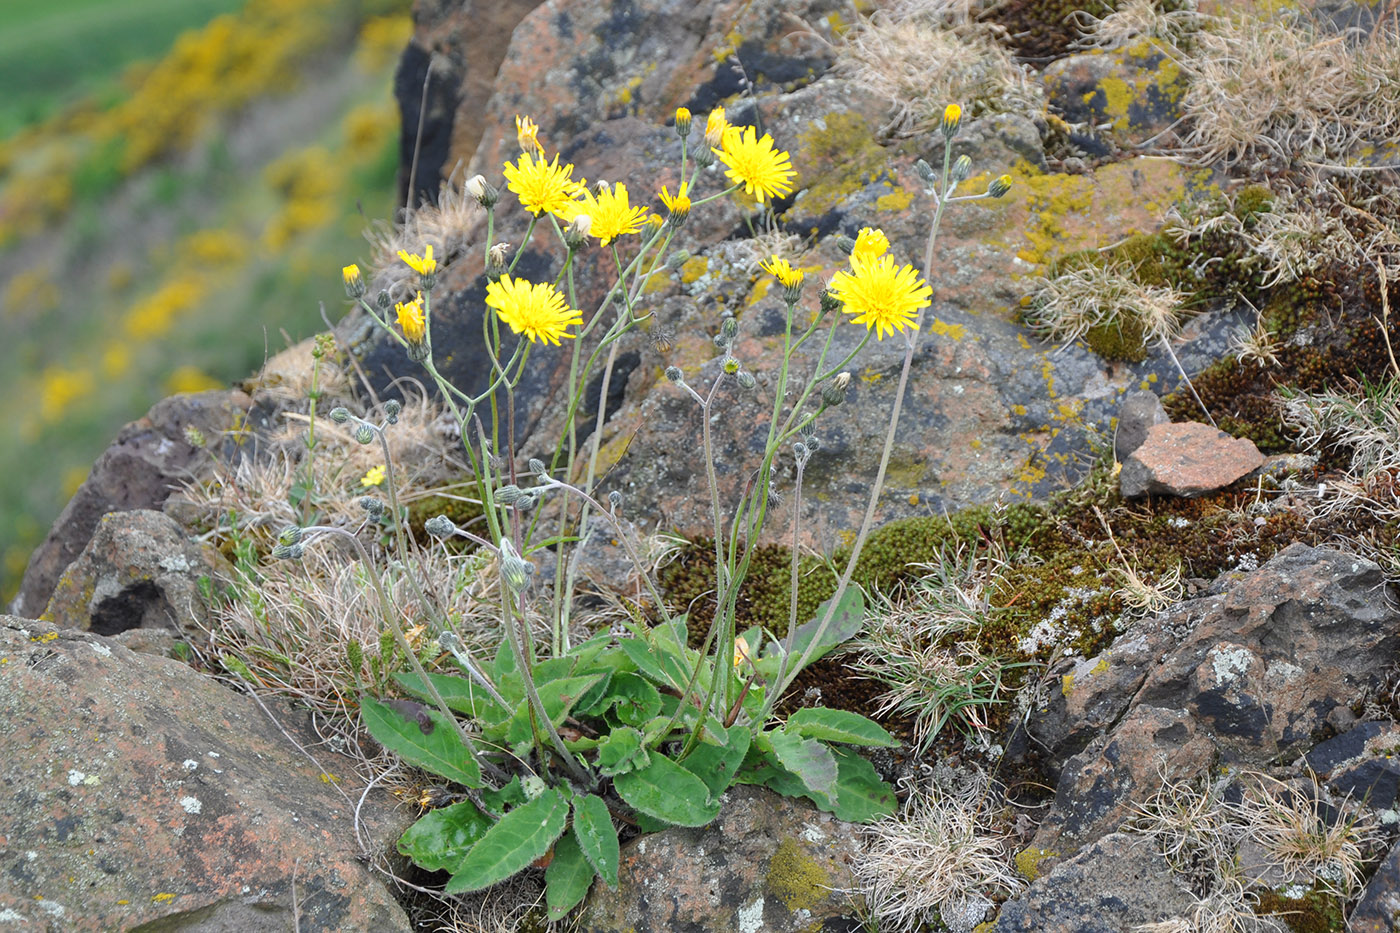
[[395, 291, 427, 344], [562, 182, 649, 245], [485, 275, 584, 346], [715, 125, 796, 203], [829, 249, 932, 340], [503, 151, 586, 218], [658, 182, 691, 221], [850, 227, 889, 265], [760, 256, 803, 289], [515, 114, 543, 155], [398, 245, 435, 277]]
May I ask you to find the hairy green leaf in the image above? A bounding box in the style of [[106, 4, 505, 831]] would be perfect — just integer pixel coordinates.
[[545, 829, 594, 921], [614, 754, 720, 827], [595, 726, 649, 777], [784, 708, 898, 747], [444, 788, 568, 894], [572, 793, 620, 888], [360, 696, 481, 788], [758, 589, 865, 680], [397, 800, 492, 871], [828, 746, 897, 822], [392, 671, 509, 724], [768, 730, 839, 808], [678, 720, 752, 797], [503, 673, 607, 746], [601, 671, 662, 726]]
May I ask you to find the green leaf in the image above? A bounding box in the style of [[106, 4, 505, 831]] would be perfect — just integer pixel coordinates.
[[614, 754, 720, 827], [758, 589, 865, 680], [360, 696, 481, 788], [784, 708, 898, 747], [828, 746, 897, 822], [392, 671, 509, 724], [397, 800, 492, 871], [595, 726, 649, 777], [572, 794, 621, 888], [618, 637, 687, 692], [678, 720, 751, 797], [479, 777, 525, 817], [444, 788, 568, 894], [603, 672, 662, 727], [545, 829, 594, 921], [503, 673, 607, 746], [768, 731, 839, 808]]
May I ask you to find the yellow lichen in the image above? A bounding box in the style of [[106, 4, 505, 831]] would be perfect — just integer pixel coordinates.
[[767, 838, 830, 912], [1014, 847, 1058, 881], [876, 187, 913, 212], [680, 256, 710, 285], [928, 318, 966, 341]]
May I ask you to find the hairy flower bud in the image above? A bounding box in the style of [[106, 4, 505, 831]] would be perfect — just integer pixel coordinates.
[[608, 490, 623, 511], [359, 496, 384, 514], [424, 515, 455, 538], [376, 290, 392, 311], [720, 316, 738, 342], [487, 243, 511, 280], [277, 526, 303, 546], [722, 357, 740, 375], [383, 399, 402, 423], [822, 372, 851, 407], [666, 250, 691, 270], [354, 424, 375, 445], [464, 174, 499, 208], [342, 264, 366, 299], [988, 174, 1013, 198], [951, 155, 972, 183], [941, 103, 962, 139], [499, 540, 531, 592], [737, 370, 756, 390], [674, 106, 692, 139], [915, 159, 937, 184], [515, 493, 538, 511], [835, 235, 856, 256], [665, 366, 684, 384], [564, 213, 593, 251], [495, 484, 526, 505], [272, 543, 304, 560], [819, 286, 842, 317], [528, 458, 546, 476]]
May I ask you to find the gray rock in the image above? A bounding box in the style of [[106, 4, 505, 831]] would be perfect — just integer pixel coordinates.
[[1113, 389, 1169, 462], [1043, 47, 1188, 148], [1304, 720, 1400, 810], [42, 509, 224, 638], [1120, 421, 1265, 497], [577, 785, 864, 933], [1351, 837, 1400, 932], [994, 833, 1196, 932], [0, 615, 411, 932]]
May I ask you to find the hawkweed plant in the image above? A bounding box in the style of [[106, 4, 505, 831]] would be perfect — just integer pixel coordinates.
[[267, 100, 1009, 916]]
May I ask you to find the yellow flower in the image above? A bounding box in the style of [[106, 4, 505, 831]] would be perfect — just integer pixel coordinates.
[[675, 106, 692, 138], [361, 465, 386, 487], [398, 245, 435, 277], [395, 291, 426, 344], [516, 114, 543, 155], [941, 103, 962, 138], [704, 106, 729, 150], [715, 126, 796, 203], [485, 275, 584, 346], [658, 182, 691, 222], [563, 182, 648, 245], [829, 255, 932, 340], [733, 637, 753, 669], [503, 151, 586, 218], [342, 263, 365, 298], [851, 227, 889, 265], [760, 256, 803, 289]]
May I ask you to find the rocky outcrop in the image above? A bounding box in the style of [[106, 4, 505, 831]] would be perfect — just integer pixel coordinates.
[[0, 615, 411, 932]]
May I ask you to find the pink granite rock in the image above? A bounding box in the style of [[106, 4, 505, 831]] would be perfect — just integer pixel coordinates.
[[1119, 421, 1264, 498]]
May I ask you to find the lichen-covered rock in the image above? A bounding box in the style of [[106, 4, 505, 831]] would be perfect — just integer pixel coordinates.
[[1043, 45, 1189, 148], [0, 616, 411, 932], [1120, 421, 1264, 497], [42, 509, 224, 639], [10, 389, 261, 620], [1350, 836, 1400, 933], [994, 833, 1196, 932], [576, 785, 863, 933], [1303, 719, 1400, 811]]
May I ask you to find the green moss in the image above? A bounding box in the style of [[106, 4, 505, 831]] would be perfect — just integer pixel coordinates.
[[1014, 847, 1058, 881], [1256, 885, 1346, 932], [767, 837, 830, 913]]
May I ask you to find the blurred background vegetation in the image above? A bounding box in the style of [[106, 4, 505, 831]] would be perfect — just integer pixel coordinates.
[[0, 0, 413, 600]]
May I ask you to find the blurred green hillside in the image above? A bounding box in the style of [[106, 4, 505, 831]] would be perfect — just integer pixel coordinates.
[[0, 0, 413, 600]]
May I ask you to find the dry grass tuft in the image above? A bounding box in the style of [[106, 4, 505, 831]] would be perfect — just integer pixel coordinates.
[[1070, 0, 1202, 54], [1025, 262, 1188, 349], [830, 0, 1042, 137], [854, 771, 1024, 933]]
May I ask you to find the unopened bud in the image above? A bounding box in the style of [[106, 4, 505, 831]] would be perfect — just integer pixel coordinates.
[[737, 370, 756, 390], [822, 372, 851, 407], [941, 103, 962, 139], [354, 424, 375, 445], [988, 174, 1013, 198], [794, 441, 808, 463], [384, 399, 402, 423], [674, 107, 692, 139], [951, 155, 972, 183], [564, 214, 593, 251], [515, 493, 538, 511], [424, 515, 455, 538], [464, 174, 499, 208], [819, 287, 842, 317], [499, 540, 531, 592], [665, 366, 684, 384], [487, 243, 511, 279], [666, 250, 691, 270], [496, 484, 526, 505], [278, 526, 303, 546], [329, 407, 351, 424], [528, 458, 546, 476], [608, 490, 622, 511], [915, 159, 937, 184], [835, 235, 856, 256], [342, 264, 367, 299], [376, 290, 392, 311], [806, 434, 821, 452], [360, 496, 384, 514], [272, 543, 305, 560]]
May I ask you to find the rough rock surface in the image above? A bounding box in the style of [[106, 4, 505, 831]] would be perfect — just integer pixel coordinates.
[[1043, 46, 1189, 148], [993, 833, 1196, 932], [577, 784, 863, 933], [1030, 545, 1399, 857], [1351, 837, 1400, 933], [10, 390, 261, 620], [1304, 719, 1400, 810], [42, 509, 224, 638], [1120, 421, 1265, 498], [0, 616, 411, 932], [1113, 389, 1170, 462]]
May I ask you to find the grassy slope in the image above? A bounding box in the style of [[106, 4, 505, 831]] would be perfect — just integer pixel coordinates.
[[0, 1, 409, 600]]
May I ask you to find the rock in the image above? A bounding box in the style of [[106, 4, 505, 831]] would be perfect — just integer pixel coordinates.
[[1350, 837, 1400, 933], [0, 616, 411, 932], [42, 509, 224, 639], [1113, 389, 1169, 462], [577, 784, 863, 933], [1043, 46, 1189, 149], [994, 833, 1196, 932], [1120, 421, 1265, 497], [1304, 720, 1400, 811], [10, 389, 262, 620]]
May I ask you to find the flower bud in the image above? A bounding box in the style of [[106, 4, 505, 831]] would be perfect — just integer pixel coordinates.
[[376, 290, 392, 311], [737, 370, 756, 390], [354, 424, 375, 445], [806, 434, 821, 452], [608, 490, 623, 511], [666, 250, 691, 270], [665, 366, 684, 384], [988, 174, 1013, 198], [819, 286, 842, 317], [277, 526, 303, 546], [464, 174, 499, 208], [941, 103, 962, 139], [342, 264, 366, 299], [487, 243, 511, 280], [674, 107, 692, 139], [835, 235, 856, 256], [528, 458, 546, 476], [424, 514, 455, 538], [564, 213, 593, 251], [384, 399, 402, 423], [723, 357, 740, 375], [951, 155, 972, 183], [500, 540, 531, 593], [360, 496, 384, 514], [720, 317, 738, 341], [915, 159, 937, 184], [794, 441, 808, 463], [821, 372, 851, 407], [272, 543, 304, 560], [515, 493, 538, 511], [329, 407, 351, 424], [496, 484, 526, 505]]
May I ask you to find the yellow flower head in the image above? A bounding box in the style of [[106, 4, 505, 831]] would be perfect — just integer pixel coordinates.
[[704, 106, 729, 150], [658, 182, 691, 222], [395, 291, 427, 344], [342, 263, 365, 297], [851, 227, 889, 265], [485, 275, 584, 346], [828, 255, 932, 340], [733, 636, 753, 669], [503, 151, 586, 218], [941, 103, 962, 138], [760, 256, 803, 289], [675, 106, 692, 138], [715, 126, 796, 203], [398, 245, 435, 277], [361, 465, 386, 487], [561, 182, 649, 245], [515, 114, 543, 155]]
